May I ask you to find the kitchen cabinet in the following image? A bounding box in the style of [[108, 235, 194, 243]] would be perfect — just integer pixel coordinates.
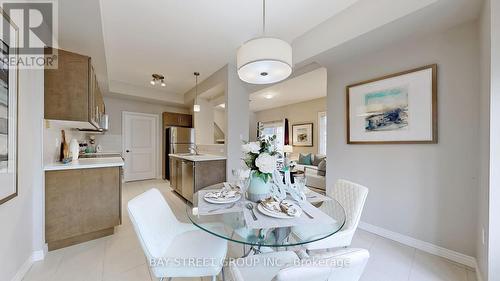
[[44, 48, 105, 130], [169, 155, 226, 203], [45, 167, 121, 250], [163, 112, 192, 128], [170, 157, 181, 192]]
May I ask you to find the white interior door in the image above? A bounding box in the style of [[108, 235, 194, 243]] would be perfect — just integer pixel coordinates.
[[123, 112, 158, 182]]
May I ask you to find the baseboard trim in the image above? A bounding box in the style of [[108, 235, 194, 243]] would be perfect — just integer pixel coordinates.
[[473, 260, 484, 281], [358, 222, 476, 268], [32, 244, 48, 262], [10, 254, 34, 281], [10, 247, 47, 281]]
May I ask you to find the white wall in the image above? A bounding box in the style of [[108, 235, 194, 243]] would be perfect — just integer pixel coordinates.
[[322, 22, 479, 256], [477, 0, 491, 279], [214, 109, 226, 135], [488, 0, 500, 279], [0, 69, 44, 281], [193, 97, 214, 145], [226, 65, 249, 181]]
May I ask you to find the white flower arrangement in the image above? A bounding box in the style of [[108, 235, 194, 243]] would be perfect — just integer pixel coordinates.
[[255, 153, 276, 174], [242, 135, 278, 183]]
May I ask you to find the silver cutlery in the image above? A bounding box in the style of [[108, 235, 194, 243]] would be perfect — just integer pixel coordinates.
[[208, 202, 236, 213], [246, 203, 258, 221], [299, 204, 314, 219]]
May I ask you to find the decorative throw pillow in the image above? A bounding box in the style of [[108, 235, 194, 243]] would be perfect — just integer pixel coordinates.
[[317, 159, 326, 176], [312, 155, 326, 166], [298, 153, 312, 165]]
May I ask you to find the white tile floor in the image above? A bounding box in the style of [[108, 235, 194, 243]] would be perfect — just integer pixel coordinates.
[[23, 179, 477, 281]]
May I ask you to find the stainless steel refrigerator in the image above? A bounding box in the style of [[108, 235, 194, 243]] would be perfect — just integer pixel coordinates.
[[165, 127, 195, 180]]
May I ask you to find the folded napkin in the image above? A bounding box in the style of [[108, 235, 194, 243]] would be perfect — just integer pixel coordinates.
[[204, 189, 239, 199], [261, 198, 300, 217]]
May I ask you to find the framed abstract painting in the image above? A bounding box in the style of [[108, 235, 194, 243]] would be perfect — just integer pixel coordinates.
[[346, 64, 437, 144], [292, 123, 313, 147], [0, 9, 19, 205]]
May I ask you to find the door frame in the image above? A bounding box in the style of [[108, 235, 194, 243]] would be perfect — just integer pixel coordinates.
[[121, 111, 160, 181]]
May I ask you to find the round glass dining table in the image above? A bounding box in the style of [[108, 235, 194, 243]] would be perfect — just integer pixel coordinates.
[[186, 186, 346, 249]]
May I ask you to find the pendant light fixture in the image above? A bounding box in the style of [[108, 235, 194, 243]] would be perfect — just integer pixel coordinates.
[[237, 0, 292, 84], [193, 72, 201, 112]]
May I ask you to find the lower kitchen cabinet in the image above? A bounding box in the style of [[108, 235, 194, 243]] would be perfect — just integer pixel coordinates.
[[169, 157, 226, 203], [45, 167, 122, 250]]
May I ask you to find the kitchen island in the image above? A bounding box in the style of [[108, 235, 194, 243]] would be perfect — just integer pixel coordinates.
[[44, 157, 124, 250], [169, 154, 226, 202]]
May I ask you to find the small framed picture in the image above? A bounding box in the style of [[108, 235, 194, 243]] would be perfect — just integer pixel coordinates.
[[346, 64, 437, 144], [292, 123, 313, 147]]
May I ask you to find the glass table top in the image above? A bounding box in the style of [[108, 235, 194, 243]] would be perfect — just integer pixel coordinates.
[[186, 186, 346, 248]]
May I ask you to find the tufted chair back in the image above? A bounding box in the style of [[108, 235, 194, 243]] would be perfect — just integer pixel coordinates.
[[327, 179, 368, 232]]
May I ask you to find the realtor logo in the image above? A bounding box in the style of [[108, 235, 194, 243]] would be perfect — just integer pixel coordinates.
[[1, 0, 58, 68]]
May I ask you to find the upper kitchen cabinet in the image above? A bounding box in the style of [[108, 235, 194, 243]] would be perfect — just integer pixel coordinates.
[[44, 48, 105, 130], [163, 112, 192, 128]]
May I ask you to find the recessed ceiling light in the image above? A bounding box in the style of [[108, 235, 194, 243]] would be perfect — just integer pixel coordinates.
[[264, 94, 273, 99], [218, 103, 226, 108]]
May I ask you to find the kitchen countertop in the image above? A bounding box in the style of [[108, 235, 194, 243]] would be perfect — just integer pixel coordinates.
[[169, 153, 226, 162], [44, 157, 124, 171]]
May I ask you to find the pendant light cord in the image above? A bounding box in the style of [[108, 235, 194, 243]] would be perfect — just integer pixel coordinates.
[[262, 0, 266, 35], [194, 72, 199, 107]]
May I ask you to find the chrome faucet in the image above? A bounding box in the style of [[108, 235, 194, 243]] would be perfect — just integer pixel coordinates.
[[189, 145, 200, 155]]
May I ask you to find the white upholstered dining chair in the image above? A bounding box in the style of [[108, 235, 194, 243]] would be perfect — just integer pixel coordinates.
[[229, 248, 370, 281], [292, 179, 369, 251], [127, 188, 228, 281]]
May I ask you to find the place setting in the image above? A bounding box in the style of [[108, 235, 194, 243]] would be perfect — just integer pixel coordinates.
[[195, 183, 244, 215]]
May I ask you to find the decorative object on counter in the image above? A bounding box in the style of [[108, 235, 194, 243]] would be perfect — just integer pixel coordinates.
[[0, 14, 19, 205], [60, 130, 70, 162], [70, 139, 79, 161], [292, 123, 313, 147], [242, 134, 278, 202], [96, 144, 103, 153], [347, 64, 437, 144]]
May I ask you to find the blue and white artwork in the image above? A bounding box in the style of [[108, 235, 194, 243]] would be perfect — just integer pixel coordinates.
[[364, 86, 409, 132]]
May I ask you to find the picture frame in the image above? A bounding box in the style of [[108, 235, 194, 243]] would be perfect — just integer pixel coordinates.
[[292, 123, 313, 147], [346, 64, 437, 144], [0, 8, 19, 205]]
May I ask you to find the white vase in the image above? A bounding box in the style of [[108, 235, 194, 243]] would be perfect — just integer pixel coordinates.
[[70, 139, 79, 161]]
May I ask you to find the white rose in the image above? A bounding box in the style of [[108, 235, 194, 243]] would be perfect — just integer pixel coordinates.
[[242, 142, 260, 154], [255, 153, 277, 174], [238, 169, 251, 180]]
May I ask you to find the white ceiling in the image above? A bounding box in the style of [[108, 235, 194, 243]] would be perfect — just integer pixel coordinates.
[[55, 0, 482, 105], [99, 0, 359, 96], [250, 67, 327, 112]]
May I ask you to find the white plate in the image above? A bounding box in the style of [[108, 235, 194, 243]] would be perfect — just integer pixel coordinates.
[[257, 201, 302, 219], [204, 192, 241, 204]]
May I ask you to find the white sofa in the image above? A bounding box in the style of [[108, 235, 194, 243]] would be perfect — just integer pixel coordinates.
[[292, 154, 326, 192]]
